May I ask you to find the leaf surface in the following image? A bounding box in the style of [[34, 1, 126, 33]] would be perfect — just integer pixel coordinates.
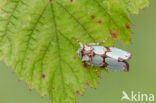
[[0, 0, 149, 103]]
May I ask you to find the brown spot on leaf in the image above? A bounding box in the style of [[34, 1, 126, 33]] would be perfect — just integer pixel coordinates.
[[126, 24, 131, 29], [91, 15, 95, 19], [97, 20, 102, 24], [52, 88, 55, 91], [0, 8, 2, 11], [110, 31, 118, 38], [76, 90, 80, 95], [76, 19, 80, 21], [42, 74, 46, 79], [73, 56, 76, 60], [70, 0, 73, 2], [86, 81, 91, 86], [40, 49, 43, 52], [56, 29, 60, 32], [66, 30, 71, 32], [98, 75, 102, 78], [29, 88, 33, 91]]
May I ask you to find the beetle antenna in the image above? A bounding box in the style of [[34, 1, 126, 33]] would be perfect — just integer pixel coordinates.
[[72, 37, 83, 48], [87, 36, 110, 46], [99, 35, 110, 44]]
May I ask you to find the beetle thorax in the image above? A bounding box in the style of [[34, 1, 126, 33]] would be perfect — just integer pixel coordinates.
[[83, 45, 94, 56], [77, 45, 94, 59]]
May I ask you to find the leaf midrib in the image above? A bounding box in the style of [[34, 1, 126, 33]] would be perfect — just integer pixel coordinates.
[[49, 2, 67, 101]]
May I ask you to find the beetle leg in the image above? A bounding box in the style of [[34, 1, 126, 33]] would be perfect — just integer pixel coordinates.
[[87, 36, 110, 46]]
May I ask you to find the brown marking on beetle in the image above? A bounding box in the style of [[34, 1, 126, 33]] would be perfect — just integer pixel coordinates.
[[81, 46, 95, 62], [123, 61, 129, 72], [93, 47, 111, 68], [118, 53, 132, 62], [101, 47, 111, 67], [81, 48, 85, 56], [118, 57, 124, 62], [125, 53, 132, 61], [83, 46, 94, 55], [110, 31, 118, 38], [117, 53, 130, 72], [88, 49, 95, 62]]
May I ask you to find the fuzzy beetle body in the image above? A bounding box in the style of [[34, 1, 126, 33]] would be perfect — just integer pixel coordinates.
[[76, 38, 132, 72]]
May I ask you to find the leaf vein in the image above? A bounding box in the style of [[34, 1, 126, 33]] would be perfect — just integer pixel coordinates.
[[0, 0, 21, 41], [56, 1, 95, 42], [49, 2, 67, 100], [62, 60, 81, 90], [19, 5, 48, 75]]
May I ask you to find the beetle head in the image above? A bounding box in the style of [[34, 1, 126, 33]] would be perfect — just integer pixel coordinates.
[[77, 48, 83, 58]]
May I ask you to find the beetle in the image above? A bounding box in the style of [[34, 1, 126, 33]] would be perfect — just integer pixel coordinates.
[[75, 37, 132, 72]]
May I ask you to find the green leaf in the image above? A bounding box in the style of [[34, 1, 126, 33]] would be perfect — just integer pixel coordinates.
[[0, 0, 149, 103]]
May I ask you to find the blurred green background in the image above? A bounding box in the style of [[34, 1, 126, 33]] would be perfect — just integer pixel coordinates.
[[0, 1, 156, 103]]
